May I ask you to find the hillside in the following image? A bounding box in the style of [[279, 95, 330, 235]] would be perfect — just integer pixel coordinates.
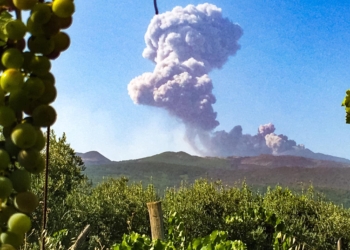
[[84, 152, 350, 190], [280, 147, 350, 164], [81, 151, 350, 207], [76, 151, 111, 165]]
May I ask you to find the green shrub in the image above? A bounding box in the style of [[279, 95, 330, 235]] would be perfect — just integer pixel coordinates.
[[27, 175, 350, 249]]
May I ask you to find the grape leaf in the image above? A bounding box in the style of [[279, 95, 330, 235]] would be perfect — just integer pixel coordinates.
[[0, 10, 13, 46]]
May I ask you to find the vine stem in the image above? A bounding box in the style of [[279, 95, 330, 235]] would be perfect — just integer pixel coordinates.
[[14, 7, 21, 21], [41, 126, 50, 250], [153, 0, 159, 15]]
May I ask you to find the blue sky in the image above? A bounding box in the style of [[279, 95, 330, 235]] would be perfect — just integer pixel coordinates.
[[50, 0, 350, 161]]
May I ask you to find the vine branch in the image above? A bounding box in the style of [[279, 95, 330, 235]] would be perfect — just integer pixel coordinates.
[[14, 7, 21, 21], [41, 127, 50, 250], [153, 0, 158, 15]]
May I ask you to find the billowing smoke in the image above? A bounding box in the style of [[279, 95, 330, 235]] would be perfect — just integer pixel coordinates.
[[128, 3, 242, 130], [199, 123, 300, 157], [128, 3, 304, 157]]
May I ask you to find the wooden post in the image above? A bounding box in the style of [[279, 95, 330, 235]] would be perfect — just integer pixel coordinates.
[[41, 127, 51, 250], [69, 225, 91, 250], [338, 238, 341, 250], [147, 201, 165, 240]]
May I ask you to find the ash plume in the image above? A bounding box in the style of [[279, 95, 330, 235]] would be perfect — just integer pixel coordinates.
[[199, 123, 300, 157], [128, 3, 304, 158], [128, 3, 242, 130]]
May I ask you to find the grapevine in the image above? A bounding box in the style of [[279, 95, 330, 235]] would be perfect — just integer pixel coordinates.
[[342, 90, 350, 124], [0, 0, 75, 249]]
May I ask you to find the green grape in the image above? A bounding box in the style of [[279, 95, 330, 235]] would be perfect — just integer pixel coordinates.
[[1, 48, 24, 69], [32, 128, 45, 151], [46, 49, 60, 60], [13, 0, 37, 10], [5, 139, 21, 157], [28, 35, 54, 55], [23, 76, 45, 99], [23, 99, 41, 115], [0, 244, 16, 250], [22, 52, 34, 72], [14, 191, 38, 214], [7, 213, 31, 234], [28, 55, 51, 76], [38, 72, 55, 85], [57, 15, 72, 29], [0, 177, 12, 200], [26, 18, 44, 36], [0, 106, 16, 127], [0, 68, 24, 93], [2, 125, 14, 139], [0, 87, 5, 106], [22, 153, 44, 174], [30, 3, 52, 24], [3, 20, 27, 40], [0, 0, 10, 6], [52, 0, 75, 18], [37, 81, 57, 104], [9, 169, 31, 192], [11, 123, 37, 149], [0, 149, 10, 170], [0, 231, 23, 248], [32, 104, 57, 127], [17, 148, 40, 168], [42, 15, 60, 36], [8, 89, 30, 112], [21, 116, 34, 124], [7, 38, 26, 52], [14, 110, 23, 122], [53, 31, 70, 52], [0, 205, 17, 224]]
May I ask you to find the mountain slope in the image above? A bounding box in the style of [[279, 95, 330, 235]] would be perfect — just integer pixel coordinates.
[[83, 151, 350, 188], [138, 151, 231, 169], [76, 151, 111, 165], [82, 151, 350, 206], [280, 147, 350, 164]]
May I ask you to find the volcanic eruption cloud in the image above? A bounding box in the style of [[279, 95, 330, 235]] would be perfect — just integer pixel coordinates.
[[128, 3, 304, 157]]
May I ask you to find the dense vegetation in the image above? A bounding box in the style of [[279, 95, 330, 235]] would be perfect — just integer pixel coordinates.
[[17, 132, 350, 249], [84, 152, 350, 208]]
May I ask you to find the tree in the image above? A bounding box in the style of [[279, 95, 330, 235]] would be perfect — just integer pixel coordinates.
[[25, 130, 157, 249], [29, 130, 90, 246]]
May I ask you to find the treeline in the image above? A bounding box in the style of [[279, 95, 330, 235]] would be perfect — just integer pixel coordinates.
[[21, 132, 350, 249]]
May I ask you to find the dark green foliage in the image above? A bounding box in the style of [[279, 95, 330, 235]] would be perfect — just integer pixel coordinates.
[[112, 221, 247, 250], [64, 178, 158, 249], [24, 132, 350, 249], [28, 174, 350, 249], [163, 180, 286, 250], [163, 181, 350, 249], [28, 131, 90, 246], [162, 180, 266, 247], [84, 152, 350, 208], [263, 186, 350, 249]]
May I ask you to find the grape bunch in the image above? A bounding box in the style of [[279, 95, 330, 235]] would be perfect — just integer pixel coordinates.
[[0, 0, 74, 248]]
